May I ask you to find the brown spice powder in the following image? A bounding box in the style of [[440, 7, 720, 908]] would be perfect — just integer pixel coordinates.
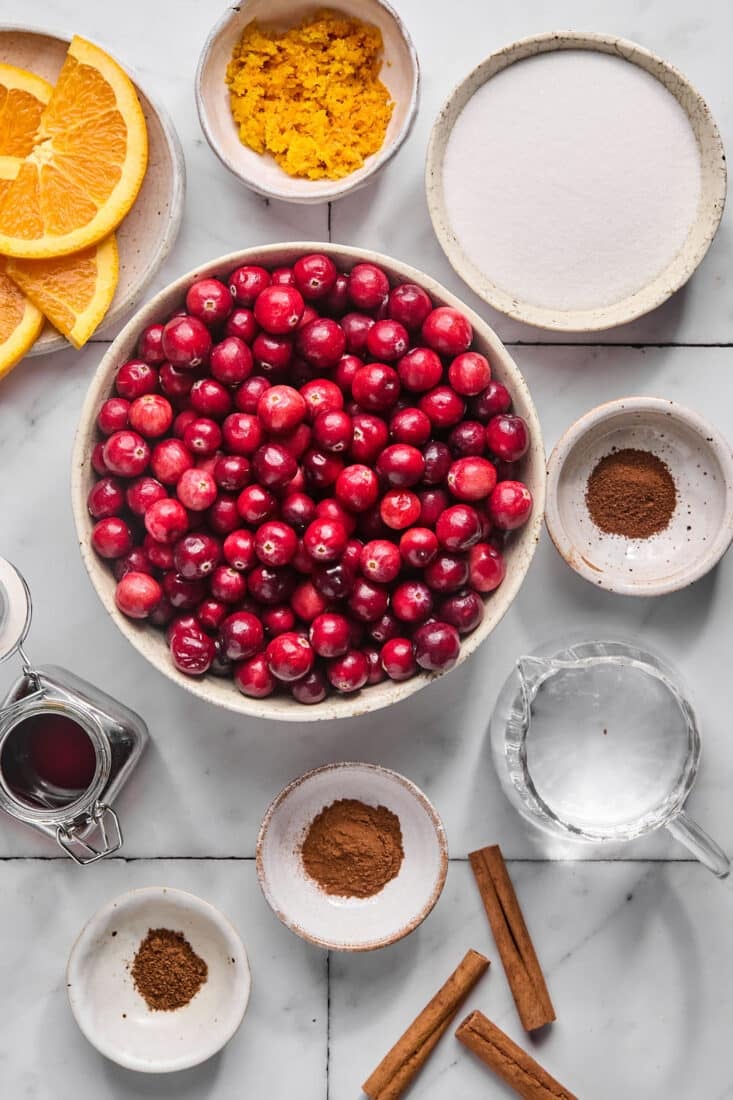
[[131, 928, 208, 1011], [301, 798, 404, 898], [585, 447, 677, 539]]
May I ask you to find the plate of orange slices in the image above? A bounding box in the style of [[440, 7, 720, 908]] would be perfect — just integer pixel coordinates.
[[0, 27, 184, 378]]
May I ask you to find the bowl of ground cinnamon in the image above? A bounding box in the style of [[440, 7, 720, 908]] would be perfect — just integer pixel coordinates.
[[256, 762, 448, 950], [66, 886, 250, 1073], [546, 397, 733, 595]]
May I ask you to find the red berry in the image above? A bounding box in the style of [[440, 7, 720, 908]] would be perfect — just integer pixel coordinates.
[[160, 362, 195, 399], [248, 565, 296, 605], [470, 380, 512, 421], [311, 560, 356, 600], [237, 484, 277, 525], [436, 504, 482, 551], [102, 430, 150, 477], [399, 527, 439, 568], [210, 336, 253, 384], [225, 307, 259, 344], [220, 412, 260, 456], [281, 492, 317, 531], [448, 351, 491, 395], [348, 577, 389, 622], [234, 375, 271, 413], [397, 347, 443, 392], [392, 580, 433, 623], [252, 331, 293, 374], [350, 413, 389, 464], [341, 312, 374, 354], [182, 418, 222, 458], [335, 464, 380, 512], [448, 420, 486, 457], [278, 423, 312, 460], [293, 253, 338, 299], [413, 620, 460, 671], [352, 363, 400, 412], [207, 493, 240, 535], [316, 497, 357, 536], [196, 597, 229, 631], [137, 326, 166, 365], [360, 539, 401, 583], [176, 468, 217, 511], [421, 307, 472, 356], [210, 563, 248, 604], [301, 378, 344, 421], [368, 612, 400, 645], [92, 517, 133, 559], [312, 409, 352, 453], [144, 534, 175, 571], [348, 263, 389, 310], [149, 438, 194, 484], [92, 442, 110, 475], [327, 648, 369, 693], [266, 632, 314, 681], [116, 359, 158, 399], [424, 552, 470, 593], [115, 572, 162, 618], [488, 481, 533, 530], [376, 443, 425, 488], [255, 520, 298, 566], [420, 441, 451, 486], [252, 443, 297, 490], [174, 533, 222, 579], [254, 285, 304, 334], [381, 637, 417, 681], [296, 317, 346, 370], [214, 454, 251, 492], [290, 579, 327, 622], [145, 498, 189, 544], [389, 407, 431, 446], [258, 385, 306, 434], [97, 397, 130, 434], [87, 477, 125, 519], [418, 487, 450, 527], [419, 386, 466, 429], [229, 264, 270, 305], [128, 394, 173, 438], [190, 378, 232, 420], [223, 529, 256, 571], [234, 654, 275, 698], [486, 414, 529, 462], [388, 283, 432, 329], [303, 518, 348, 563], [447, 456, 497, 501], [113, 547, 154, 580], [170, 627, 216, 675], [162, 314, 212, 369], [164, 575, 207, 610], [221, 611, 264, 660], [271, 266, 296, 287], [291, 668, 329, 704], [380, 489, 421, 530], [438, 589, 484, 634], [366, 319, 410, 362], [186, 278, 233, 327], [309, 612, 351, 658], [262, 605, 296, 636], [173, 409, 198, 438]]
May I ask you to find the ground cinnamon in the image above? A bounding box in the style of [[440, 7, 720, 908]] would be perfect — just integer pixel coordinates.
[[130, 928, 208, 1011], [301, 798, 403, 898], [585, 447, 677, 538]]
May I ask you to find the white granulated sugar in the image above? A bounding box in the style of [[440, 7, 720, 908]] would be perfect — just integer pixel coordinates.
[[442, 51, 702, 311]]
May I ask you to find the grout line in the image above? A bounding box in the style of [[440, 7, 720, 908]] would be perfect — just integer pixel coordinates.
[[326, 951, 331, 1100]]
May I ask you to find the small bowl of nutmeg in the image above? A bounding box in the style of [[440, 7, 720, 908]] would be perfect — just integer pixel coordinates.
[[256, 762, 448, 951], [545, 396, 733, 596]]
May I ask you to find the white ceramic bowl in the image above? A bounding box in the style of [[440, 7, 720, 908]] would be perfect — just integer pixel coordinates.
[[71, 243, 545, 721], [66, 886, 250, 1073], [195, 0, 419, 203], [545, 397, 733, 596], [426, 31, 727, 332], [256, 762, 448, 951], [0, 25, 185, 356]]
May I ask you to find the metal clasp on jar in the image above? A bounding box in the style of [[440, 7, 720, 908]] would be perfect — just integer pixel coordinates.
[[57, 802, 123, 865]]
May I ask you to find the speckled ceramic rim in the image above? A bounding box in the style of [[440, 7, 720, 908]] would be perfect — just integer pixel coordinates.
[[66, 886, 251, 1073], [194, 0, 420, 204], [255, 762, 449, 951], [545, 396, 733, 596], [0, 24, 186, 357], [71, 242, 546, 722], [426, 31, 728, 333]]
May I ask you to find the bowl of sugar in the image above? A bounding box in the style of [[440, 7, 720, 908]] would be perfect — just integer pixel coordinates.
[[427, 32, 726, 332]]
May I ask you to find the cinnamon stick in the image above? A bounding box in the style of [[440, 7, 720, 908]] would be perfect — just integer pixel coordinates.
[[469, 845, 555, 1031], [362, 948, 489, 1100], [456, 1010, 577, 1100]]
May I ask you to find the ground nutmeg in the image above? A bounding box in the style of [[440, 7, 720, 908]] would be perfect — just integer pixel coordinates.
[[585, 447, 677, 539], [130, 927, 208, 1011], [301, 798, 404, 898]]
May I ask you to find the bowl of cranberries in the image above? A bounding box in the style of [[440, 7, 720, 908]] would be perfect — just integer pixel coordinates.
[[72, 245, 545, 719]]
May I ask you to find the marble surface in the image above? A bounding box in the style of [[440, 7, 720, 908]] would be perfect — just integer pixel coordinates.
[[1, 0, 732, 1096]]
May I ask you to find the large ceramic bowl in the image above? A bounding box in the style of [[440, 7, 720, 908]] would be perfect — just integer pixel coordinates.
[[71, 244, 545, 721]]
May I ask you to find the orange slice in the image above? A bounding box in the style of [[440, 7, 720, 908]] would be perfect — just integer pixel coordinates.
[[0, 62, 52, 155], [0, 260, 44, 380], [7, 234, 119, 349], [0, 36, 147, 259]]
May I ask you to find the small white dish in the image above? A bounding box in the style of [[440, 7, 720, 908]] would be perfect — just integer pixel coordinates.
[[545, 397, 733, 596], [0, 25, 185, 356], [195, 0, 419, 203], [426, 31, 727, 332], [66, 886, 250, 1074], [256, 763, 448, 951]]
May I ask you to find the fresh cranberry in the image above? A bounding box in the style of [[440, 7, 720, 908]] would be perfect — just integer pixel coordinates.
[[116, 359, 158, 401], [137, 325, 166, 365], [113, 547, 153, 582], [448, 351, 491, 396], [189, 378, 232, 420], [291, 668, 329, 704], [149, 597, 174, 627], [376, 443, 425, 488], [173, 409, 198, 439], [303, 449, 344, 491], [229, 264, 270, 305], [290, 579, 327, 621], [392, 580, 433, 623], [87, 477, 125, 519], [237, 484, 277, 525], [342, 538, 364, 571], [352, 363, 400, 412], [262, 605, 296, 636], [167, 614, 202, 645], [208, 336, 253, 385], [255, 520, 298, 566], [439, 589, 484, 634], [234, 375, 270, 414], [486, 414, 529, 462], [248, 565, 296, 605], [296, 307, 320, 334], [380, 489, 421, 530], [348, 577, 389, 622], [225, 307, 259, 344], [219, 414, 259, 458], [92, 517, 133, 559], [350, 413, 389, 464], [470, 380, 512, 421], [311, 560, 356, 600], [312, 410, 352, 453], [296, 318, 346, 370], [424, 552, 469, 592], [447, 456, 497, 501], [280, 492, 316, 531], [162, 315, 212, 369], [389, 407, 431, 446], [159, 362, 195, 400], [388, 283, 432, 329], [145, 498, 189, 544], [266, 632, 314, 681], [164, 575, 207, 610], [397, 347, 443, 392], [358, 539, 400, 584], [360, 646, 384, 685], [421, 307, 472, 356], [207, 566, 248, 607], [278, 423, 311, 462], [223, 529, 256, 571], [148, 439, 193, 485], [335, 464, 379, 512], [348, 263, 389, 310], [101, 430, 149, 477], [170, 627, 216, 675], [176, 468, 217, 511], [413, 620, 460, 671], [91, 442, 110, 476], [144, 534, 175, 571], [419, 442, 450, 487], [366, 319, 410, 362], [341, 313, 374, 354], [303, 518, 348, 563], [234, 654, 275, 697], [293, 253, 338, 300], [186, 278, 233, 327], [252, 443, 297, 490], [214, 454, 251, 492], [380, 637, 417, 681], [174, 533, 222, 579], [323, 272, 350, 316], [400, 527, 439, 568], [419, 386, 466, 429], [488, 481, 533, 530], [196, 597, 229, 631], [97, 397, 130, 435], [436, 504, 482, 551], [448, 421, 486, 457], [128, 394, 173, 438], [327, 649, 369, 693], [221, 611, 264, 660], [417, 487, 450, 527], [294, 382, 340, 425], [254, 285, 304, 334], [207, 493, 240, 535], [113, 571, 161, 618], [181, 418, 221, 459], [315, 497, 357, 535], [367, 612, 399, 646], [271, 266, 296, 287], [258, 385, 306, 434], [252, 332, 293, 374], [309, 612, 351, 658]]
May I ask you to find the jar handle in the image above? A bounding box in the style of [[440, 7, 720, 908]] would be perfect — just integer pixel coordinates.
[[665, 811, 730, 878], [56, 803, 122, 865]]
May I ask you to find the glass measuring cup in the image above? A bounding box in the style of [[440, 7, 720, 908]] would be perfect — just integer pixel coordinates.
[[490, 639, 729, 877]]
